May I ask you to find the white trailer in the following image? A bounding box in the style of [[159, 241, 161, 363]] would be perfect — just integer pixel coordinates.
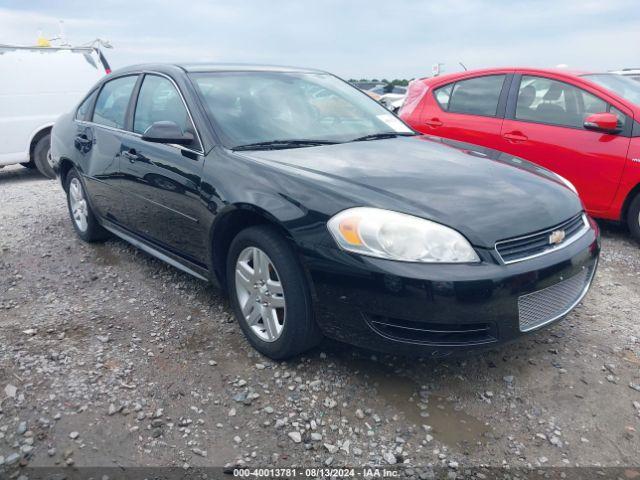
[[0, 45, 110, 177]]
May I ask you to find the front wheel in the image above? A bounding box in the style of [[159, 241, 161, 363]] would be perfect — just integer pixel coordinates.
[[226, 225, 322, 359], [627, 193, 640, 244], [65, 169, 109, 243]]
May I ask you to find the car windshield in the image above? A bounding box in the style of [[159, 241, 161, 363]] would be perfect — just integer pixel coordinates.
[[190, 71, 414, 149], [582, 73, 640, 106]]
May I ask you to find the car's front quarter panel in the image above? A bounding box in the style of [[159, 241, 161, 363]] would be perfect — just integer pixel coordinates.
[[205, 149, 349, 243]]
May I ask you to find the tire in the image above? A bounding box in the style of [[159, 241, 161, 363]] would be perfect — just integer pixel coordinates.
[[33, 133, 56, 179], [627, 193, 640, 243], [65, 169, 109, 243], [21, 161, 36, 169], [226, 225, 323, 359]]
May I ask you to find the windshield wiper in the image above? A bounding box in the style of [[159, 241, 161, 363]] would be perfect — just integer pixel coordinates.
[[232, 139, 338, 151], [349, 132, 417, 142]]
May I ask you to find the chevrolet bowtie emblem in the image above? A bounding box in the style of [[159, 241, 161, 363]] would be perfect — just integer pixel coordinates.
[[549, 229, 566, 245]]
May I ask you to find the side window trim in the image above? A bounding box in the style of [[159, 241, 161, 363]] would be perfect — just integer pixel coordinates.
[[504, 73, 522, 120], [125, 75, 145, 132], [130, 73, 148, 134], [496, 74, 513, 119], [433, 74, 510, 119], [506, 73, 632, 137]]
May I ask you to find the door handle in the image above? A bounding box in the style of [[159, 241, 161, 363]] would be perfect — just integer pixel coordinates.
[[74, 133, 94, 151], [424, 118, 443, 127], [122, 149, 139, 162], [503, 131, 528, 142]]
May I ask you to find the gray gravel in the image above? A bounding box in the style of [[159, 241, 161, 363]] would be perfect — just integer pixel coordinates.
[[1, 164, 639, 473]]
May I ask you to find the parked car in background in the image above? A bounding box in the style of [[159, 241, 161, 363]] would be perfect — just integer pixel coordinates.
[[611, 68, 640, 82], [351, 81, 383, 92], [400, 67, 640, 242], [363, 84, 385, 100], [0, 44, 110, 177], [352, 83, 407, 111], [379, 86, 407, 112], [51, 63, 599, 359]]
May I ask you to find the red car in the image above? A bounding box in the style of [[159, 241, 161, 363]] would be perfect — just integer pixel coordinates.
[[400, 68, 640, 241]]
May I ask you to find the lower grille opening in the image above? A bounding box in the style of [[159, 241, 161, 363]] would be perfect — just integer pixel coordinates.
[[518, 262, 596, 332], [365, 314, 497, 346]]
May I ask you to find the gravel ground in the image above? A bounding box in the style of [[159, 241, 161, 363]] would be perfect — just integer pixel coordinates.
[[1, 165, 639, 475]]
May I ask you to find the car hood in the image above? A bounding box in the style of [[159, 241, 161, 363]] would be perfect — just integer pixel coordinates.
[[235, 136, 583, 248]]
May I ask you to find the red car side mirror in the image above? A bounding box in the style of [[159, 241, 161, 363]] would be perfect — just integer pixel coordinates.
[[583, 112, 620, 133]]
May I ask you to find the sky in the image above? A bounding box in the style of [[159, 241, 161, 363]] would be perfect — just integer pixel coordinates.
[[0, 0, 638, 79]]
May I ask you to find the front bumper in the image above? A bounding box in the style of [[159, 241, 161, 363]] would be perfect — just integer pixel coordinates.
[[303, 224, 600, 357]]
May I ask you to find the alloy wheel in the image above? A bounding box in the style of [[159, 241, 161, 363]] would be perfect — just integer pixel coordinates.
[[234, 246, 286, 342], [69, 178, 89, 232]]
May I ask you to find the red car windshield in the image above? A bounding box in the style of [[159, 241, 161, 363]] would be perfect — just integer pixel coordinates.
[[583, 73, 640, 106]]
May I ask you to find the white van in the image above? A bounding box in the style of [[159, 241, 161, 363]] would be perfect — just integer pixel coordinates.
[[0, 45, 110, 177]]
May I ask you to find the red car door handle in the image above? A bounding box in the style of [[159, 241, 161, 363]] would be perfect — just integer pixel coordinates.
[[503, 131, 528, 142], [424, 118, 443, 127]]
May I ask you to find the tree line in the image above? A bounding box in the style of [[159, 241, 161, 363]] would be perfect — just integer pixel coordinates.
[[348, 78, 411, 92]]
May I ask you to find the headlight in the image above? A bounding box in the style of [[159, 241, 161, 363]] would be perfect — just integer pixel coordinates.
[[327, 207, 480, 263]]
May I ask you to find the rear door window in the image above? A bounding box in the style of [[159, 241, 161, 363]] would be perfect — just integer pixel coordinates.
[[447, 75, 505, 116], [92, 75, 138, 129]]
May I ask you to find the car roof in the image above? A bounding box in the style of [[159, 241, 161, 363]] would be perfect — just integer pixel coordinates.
[[420, 67, 595, 84], [110, 63, 327, 76], [180, 63, 327, 73]]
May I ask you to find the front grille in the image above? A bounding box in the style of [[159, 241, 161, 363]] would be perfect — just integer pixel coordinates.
[[518, 263, 596, 332], [365, 314, 497, 346], [496, 214, 588, 264]]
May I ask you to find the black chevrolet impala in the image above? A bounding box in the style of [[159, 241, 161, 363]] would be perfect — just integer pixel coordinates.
[[51, 64, 600, 359]]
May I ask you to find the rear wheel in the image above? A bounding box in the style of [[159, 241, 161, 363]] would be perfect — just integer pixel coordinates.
[[33, 133, 55, 178], [65, 169, 109, 242], [226, 225, 323, 359], [627, 193, 640, 243]]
